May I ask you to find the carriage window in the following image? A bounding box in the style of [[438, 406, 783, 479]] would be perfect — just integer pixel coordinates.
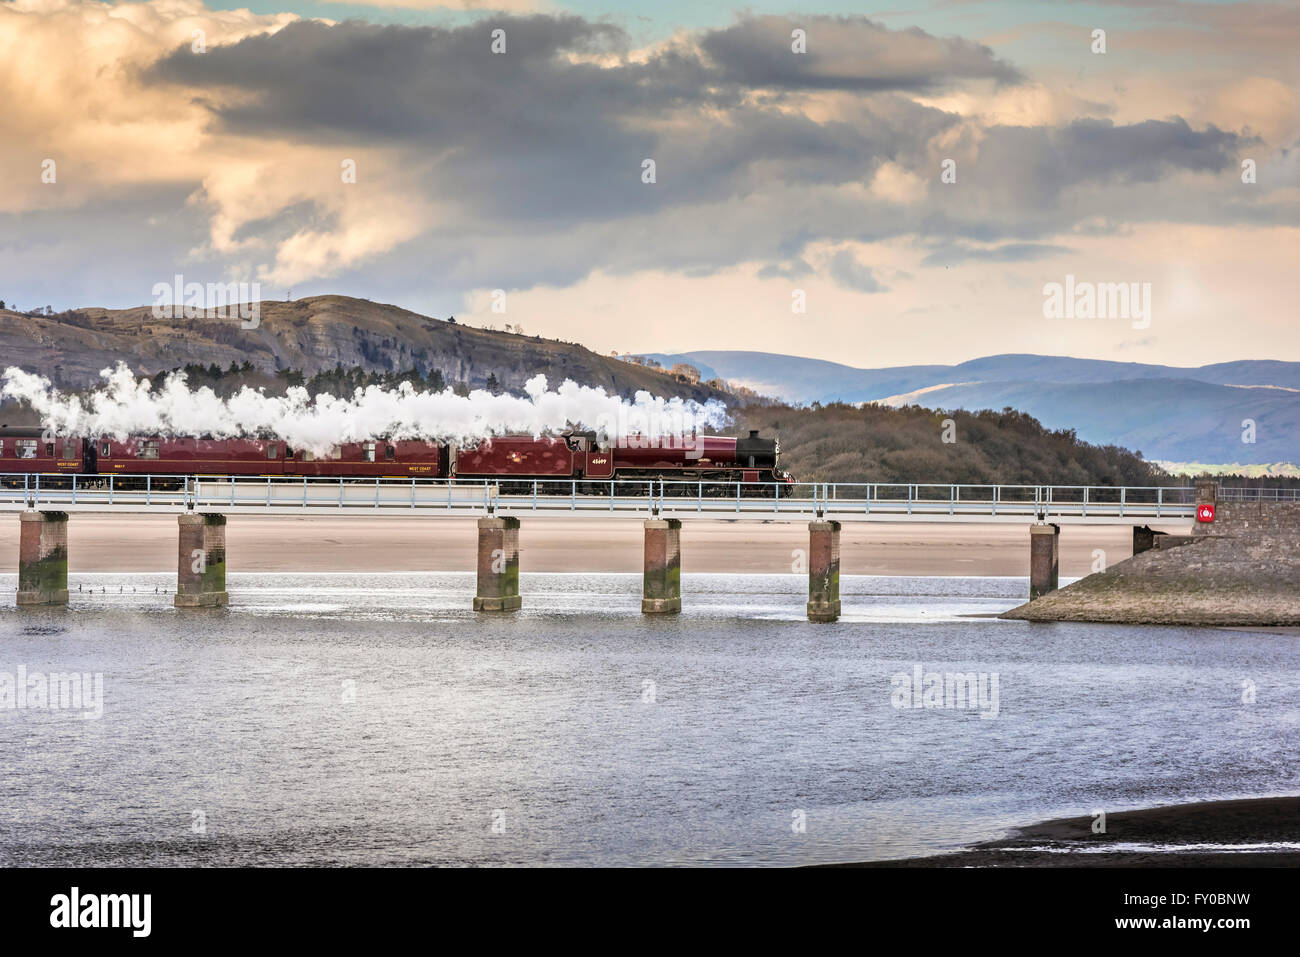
[[17, 440, 38, 459], [100, 442, 111, 458], [267, 444, 279, 459], [138, 441, 160, 460], [63, 440, 77, 459], [385, 445, 396, 461], [363, 442, 376, 463], [45, 442, 54, 456]]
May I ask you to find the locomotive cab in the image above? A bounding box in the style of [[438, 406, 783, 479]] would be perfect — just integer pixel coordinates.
[[563, 430, 613, 480], [563, 430, 600, 453]]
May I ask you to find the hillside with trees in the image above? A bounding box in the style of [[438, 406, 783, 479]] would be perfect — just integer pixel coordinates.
[[731, 402, 1166, 487], [0, 295, 740, 407]]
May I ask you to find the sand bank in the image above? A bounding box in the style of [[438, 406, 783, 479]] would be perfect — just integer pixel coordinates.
[[1002, 524, 1300, 626], [0, 515, 1188, 576]]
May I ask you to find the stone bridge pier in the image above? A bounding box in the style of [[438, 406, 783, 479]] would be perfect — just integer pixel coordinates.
[[176, 514, 230, 605], [642, 519, 682, 614], [17, 511, 69, 606], [175, 513, 229, 607], [807, 520, 842, 622], [474, 516, 521, 612], [1028, 523, 1060, 599]]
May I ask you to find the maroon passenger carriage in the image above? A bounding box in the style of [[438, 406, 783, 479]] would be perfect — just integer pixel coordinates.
[[0, 425, 793, 494], [0, 427, 84, 476]]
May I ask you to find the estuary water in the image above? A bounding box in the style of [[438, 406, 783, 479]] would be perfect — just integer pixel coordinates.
[[1, 571, 1297, 866]]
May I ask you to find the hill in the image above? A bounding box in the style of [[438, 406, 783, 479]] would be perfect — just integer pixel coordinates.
[[730, 402, 1163, 487], [0, 296, 735, 406], [641, 350, 1300, 465]]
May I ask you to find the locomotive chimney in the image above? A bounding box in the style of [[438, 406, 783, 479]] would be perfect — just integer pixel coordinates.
[[749, 430, 759, 439]]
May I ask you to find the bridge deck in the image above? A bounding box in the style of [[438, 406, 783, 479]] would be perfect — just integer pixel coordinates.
[[0, 474, 1200, 524]]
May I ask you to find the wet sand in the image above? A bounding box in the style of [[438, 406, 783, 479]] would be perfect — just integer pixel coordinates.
[[824, 796, 1300, 867], [0, 515, 1191, 576]]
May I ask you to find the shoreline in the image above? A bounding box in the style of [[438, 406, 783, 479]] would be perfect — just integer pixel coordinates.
[[820, 795, 1300, 867]]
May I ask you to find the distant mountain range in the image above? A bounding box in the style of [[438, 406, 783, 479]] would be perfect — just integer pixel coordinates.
[[639, 351, 1300, 465]]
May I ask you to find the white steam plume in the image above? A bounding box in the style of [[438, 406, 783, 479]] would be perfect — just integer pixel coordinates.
[[2, 364, 729, 455]]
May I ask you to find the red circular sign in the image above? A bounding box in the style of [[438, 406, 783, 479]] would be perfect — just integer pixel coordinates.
[[1197, 504, 1215, 523]]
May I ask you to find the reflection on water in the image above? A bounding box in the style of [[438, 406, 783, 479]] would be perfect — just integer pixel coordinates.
[[1, 571, 1297, 866]]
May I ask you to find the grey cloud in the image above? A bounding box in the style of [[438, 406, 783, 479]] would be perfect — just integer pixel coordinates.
[[125, 13, 1274, 300], [829, 250, 886, 292], [146, 19, 953, 230], [758, 259, 813, 279], [229, 199, 333, 247], [700, 15, 1023, 91], [1056, 117, 1242, 181], [921, 242, 1073, 267], [968, 118, 1247, 209], [0, 186, 227, 309]]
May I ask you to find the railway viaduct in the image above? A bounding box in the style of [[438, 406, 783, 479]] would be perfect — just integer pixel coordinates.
[[4, 476, 1221, 620]]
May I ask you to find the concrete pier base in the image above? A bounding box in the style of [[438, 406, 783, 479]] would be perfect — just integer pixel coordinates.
[[1133, 524, 1160, 555], [17, 511, 69, 606], [1029, 523, 1060, 599], [474, 516, 521, 612], [1134, 525, 1196, 555], [175, 513, 229, 608], [641, 519, 682, 614], [806, 520, 841, 622]]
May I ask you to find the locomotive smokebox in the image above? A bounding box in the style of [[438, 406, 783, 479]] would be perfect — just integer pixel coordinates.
[[735, 429, 777, 470]]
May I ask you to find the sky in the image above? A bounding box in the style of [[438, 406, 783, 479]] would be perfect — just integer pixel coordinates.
[[1, 0, 1297, 369]]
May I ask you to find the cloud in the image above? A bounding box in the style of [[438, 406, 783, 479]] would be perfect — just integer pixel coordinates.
[[921, 242, 1073, 267], [0, 0, 298, 215], [758, 259, 813, 280], [699, 14, 1023, 92], [0, 0, 1294, 362], [828, 250, 886, 292], [129, 14, 1259, 289], [317, 0, 542, 8]]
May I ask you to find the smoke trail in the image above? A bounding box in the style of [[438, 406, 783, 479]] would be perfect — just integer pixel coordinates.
[[1, 364, 729, 454]]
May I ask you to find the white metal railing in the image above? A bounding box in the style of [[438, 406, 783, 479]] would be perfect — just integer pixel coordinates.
[[0, 472, 1208, 521], [1218, 487, 1300, 502]]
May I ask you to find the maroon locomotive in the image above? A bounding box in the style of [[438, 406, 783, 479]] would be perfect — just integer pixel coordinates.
[[0, 425, 792, 492]]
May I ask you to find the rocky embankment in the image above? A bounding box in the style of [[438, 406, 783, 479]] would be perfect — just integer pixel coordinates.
[[1001, 498, 1300, 626]]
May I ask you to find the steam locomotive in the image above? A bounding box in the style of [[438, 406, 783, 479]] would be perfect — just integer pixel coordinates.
[[0, 426, 792, 493]]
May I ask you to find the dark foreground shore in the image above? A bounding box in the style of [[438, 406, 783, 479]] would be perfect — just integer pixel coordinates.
[[822, 796, 1300, 867]]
